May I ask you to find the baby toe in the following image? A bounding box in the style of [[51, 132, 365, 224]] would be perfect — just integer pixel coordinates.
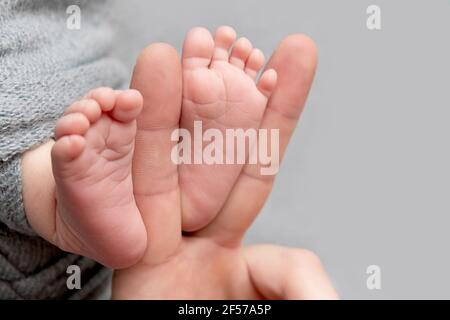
[[230, 37, 253, 70], [55, 113, 90, 140], [111, 89, 144, 123], [182, 27, 215, 69], [52, 135, 86, 163], [212, 26, 237, 62], [257, 69, 278, 98], [87, 87, 116, 112], [64, 99, 102, 123], [245, 48, 266, 81]]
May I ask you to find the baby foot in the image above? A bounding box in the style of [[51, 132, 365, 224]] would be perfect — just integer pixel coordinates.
[[180, 26, 277, 231], [51, 88, 147, 268]]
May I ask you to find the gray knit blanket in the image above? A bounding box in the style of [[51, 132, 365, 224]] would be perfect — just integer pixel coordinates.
[[0, 0, 127, 299]]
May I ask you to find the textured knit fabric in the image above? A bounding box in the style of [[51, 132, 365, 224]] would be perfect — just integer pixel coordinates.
[[0, 0, 127, 299]]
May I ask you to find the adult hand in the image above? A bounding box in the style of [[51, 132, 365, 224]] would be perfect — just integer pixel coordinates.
[[113, 34, 337, 299]]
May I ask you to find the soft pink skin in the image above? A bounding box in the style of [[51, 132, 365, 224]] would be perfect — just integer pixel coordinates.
[[113, 29, 338, 299], [180, 26, 278, 231], [51, 88, 147, 269]]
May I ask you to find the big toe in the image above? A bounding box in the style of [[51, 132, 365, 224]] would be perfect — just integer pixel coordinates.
[[111, 89, 144, 123], [182, 27, 215, 69]]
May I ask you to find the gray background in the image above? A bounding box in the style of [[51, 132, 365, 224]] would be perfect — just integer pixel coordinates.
[[110, 0, 450, 299]]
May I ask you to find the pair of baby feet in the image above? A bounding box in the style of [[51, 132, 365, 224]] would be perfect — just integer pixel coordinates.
[[51, 26, 278, 267]]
